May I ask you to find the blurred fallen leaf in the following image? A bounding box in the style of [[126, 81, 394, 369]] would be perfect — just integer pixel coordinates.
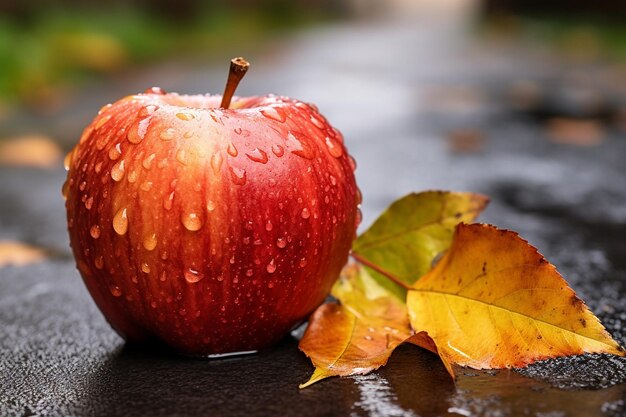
[[446, 128, 487, 153], [546, 118, 605, 146], [52, 33, 127, 72], [0, 240, 47, 267], [507, 79, 542, 111], [0, 135, 63, 168]]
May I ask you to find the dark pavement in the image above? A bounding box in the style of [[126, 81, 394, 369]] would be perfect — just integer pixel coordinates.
[[1, 14, 626, 417]]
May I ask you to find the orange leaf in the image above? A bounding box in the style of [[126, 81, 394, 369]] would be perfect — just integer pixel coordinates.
[[0, 240, 47, 267], [408, 223, 624, 375], [299, 265, 411, 388]]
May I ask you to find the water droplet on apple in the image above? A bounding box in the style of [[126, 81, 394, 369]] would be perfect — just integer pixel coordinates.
[[234, 127, 242, 135], [85, 196, 94, 210], [246, 148, 268, 164], [227, 143, 238, 157], [276, 237, 287, 248], [242, 236, 251, 245], [329, 175, 337, 186], [128, 117, 151, 144], [364, 335, 373, 341], [310, 114, 325, 129], [286, 131, 314, 160], [210, 153, 223, 174], [325, 195, 330, 204], [299, 258, 307, 267], [271, 144, 284, 157], [348, 155, 357, 171], [108, 143, 122, 160], [159, 270, 167, 281], [95, 114, 111, 130], [332, 215, 337, 224], [143, 233, 157, 251], [144, 86, 166, 95], [260, 106, 286, 122], [267, 281, 275, 289], [90, 225, 101, 239], [355, 208, 363, 227], [95, 256, 104, 269], [140, 181, 153, 192], [79, 181, 87, 191], [160, 128, 175, 141], [142, 153, 156, 169], [245, 269, 254, 277], [253, 239, 262, 246], [111, 160, 125, 181], [229, 167, 247, 185], [183, 131, 193, 139], [63, 151, 73, 171], [127, 169, 138, 183], [184, 268, 204, 283], [301, 207, 311, 219], [181, 212, 202, 231], [95, 161, 103, 173], [229, 256, 235, 265], [176, 148, 187, 165], [113, 207, 128, 235], [110, 285, 122, 297], [265, 220, 273, 231], [141, 263, 151, 273], [150, 300, 158, 308], [325, 136, 343, 158], [179, 308, 187, 316], [176, 112, 195, 121]]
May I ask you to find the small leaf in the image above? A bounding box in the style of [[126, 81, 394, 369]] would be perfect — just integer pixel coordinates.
[[299, 265, 411, 388], [407, 223, 624, 375], [352, 191, 488, 297], [0, 240, 47, 267]]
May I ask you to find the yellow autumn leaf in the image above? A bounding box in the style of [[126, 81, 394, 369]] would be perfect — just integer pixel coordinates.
[[407, 223, 624, 374], [0, 240, 47, 267], [299, 264, 411, 388]]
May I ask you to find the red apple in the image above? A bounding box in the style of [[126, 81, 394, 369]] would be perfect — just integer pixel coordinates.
[[63, 58, 360, 355]]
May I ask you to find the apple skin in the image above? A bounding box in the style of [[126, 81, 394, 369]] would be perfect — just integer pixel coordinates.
[[63, 89, 360, 355]]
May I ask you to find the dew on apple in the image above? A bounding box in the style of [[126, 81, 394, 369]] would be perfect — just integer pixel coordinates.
[[286, 131, 315, 160], [234, 127, 242, 135], [309, 114, 325, 129], [142, 153, 156, 169], [260, 106, 286, 123], [140, 180, 153, 192], [246, 148, 268, 164], [210, 153, 223, 174], [175, 148, 187, 165], [179, 308, 187, 316], [181, 212, 202, 231], [299, 258, 307, 267], [266, 259, 277, 274], [245, 269, 253, 277], [265, 220, 273, 231], [127, 169, 138, 183], [63, 152, 73, 171], [159, 128, 175, 141], [111, 160, 125, 181], [108, 144, 122, 160], [227, 143, 238, 157], [301, 207, 311, 219], [159, 270, 167, 281], [276, 237, 287, 248], [128, 119, 150, 144], [143, 233, 157, 251], [271, 144, 284, 157], [150, 300, 158, 308], [112, 207, 128, 235], [85, 196, 94, 210], [90, 224, 101, 239], [175, 112, 195, 121], [141, 262, 151, 273], [95, 256, 104, 269], [325, 136, 343, 158], [229, 166, 247, 185], [109, 285, 122, 297], [94, 161, 103, 173], [95, 114, 111, 130], [184, 268, 204, 283]]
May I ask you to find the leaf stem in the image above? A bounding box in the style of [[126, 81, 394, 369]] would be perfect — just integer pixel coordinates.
[[350, 252, 411, 290]]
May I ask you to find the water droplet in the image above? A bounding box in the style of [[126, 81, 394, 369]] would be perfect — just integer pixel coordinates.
[[95, 114, 111, 130], [227, 143, 238, 157], [159, 270, 167, 281], [145, 87, 166, 95], [299, 258, 307, 267], [242, 236, 251, 245], [183, 131, 193, 139], [140, 181, 153, 192], [143, 233, 157, 251], [234, 127, 242, 135], [63, 151, 73, 171], [98, 103, 112, 114], [325, 195, 330, 204], [325, 136, 343, 158], [301, 208, 311, 219], [329, 175, 337, 186], [176, 148, 187, 165], [160, 128, 175, 141], [185, 268, 204, 283], [260, 106, 287, 122], [79, 181, 87, 191], [127, 170, 138, 183], [355, 208, 363, 227], [267, 281, 275, 289], [179, 308, 187, 316], [245, 269, 254, 277], [348, 155, 357, 171], [113, 207, 128, 235], [95, 161, 103, 173], [141, 263, 151, 273], [85, 196, 94, 210], [246, 148, 268, 164], [128, 117, 151, 144], [265, 220, 273, 231], [142, 153, 156, 169], [332, 215, 337, 224], [229, 256, 235, 265], [276, 237, 287, 248], [310, 114, 326, 129], [364, 335, 373, 341], [182, 212, 202, 231], [90, 225, 101, 239], [210, 153, 223, 174], [271, 144, 284, 157], [253, 239, 262, 246], [111, 160, 125, 181], [229, 167, 247, 185], [286, 131, 314, 159], [176, 112, 195, 121], [110, 285, 122, 297], [95, 256, 104, 269], [150, 300, 158, 308]]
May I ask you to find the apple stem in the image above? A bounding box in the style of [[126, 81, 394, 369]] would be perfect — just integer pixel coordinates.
[[350, 252, 411, 290], [220, 57, 250, 109]]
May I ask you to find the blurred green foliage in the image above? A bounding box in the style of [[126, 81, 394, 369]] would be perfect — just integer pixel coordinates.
[[0, 3, 334, 107]]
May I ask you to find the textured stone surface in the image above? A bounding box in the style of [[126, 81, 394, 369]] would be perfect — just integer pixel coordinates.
[[1, 16, 626, 417]]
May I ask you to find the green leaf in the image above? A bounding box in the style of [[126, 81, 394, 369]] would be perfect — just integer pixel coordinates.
[[352, 191, 488, 295]]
